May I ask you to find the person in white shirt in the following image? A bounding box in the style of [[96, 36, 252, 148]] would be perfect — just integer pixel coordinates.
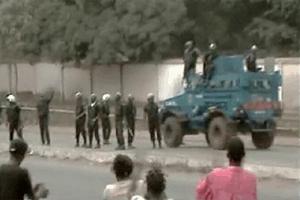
[[103, 154, 145, 200]]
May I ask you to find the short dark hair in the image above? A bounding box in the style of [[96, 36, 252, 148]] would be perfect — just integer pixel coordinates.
[[146, 167, 166, 195], [112, 154, 133, 179], [227, 137, 245, 163], [9, 139, 28, 156]]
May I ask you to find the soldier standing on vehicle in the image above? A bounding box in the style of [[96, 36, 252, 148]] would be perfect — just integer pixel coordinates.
[[87, 93, 101, 149], [125, 94, 137, 149], [144, 93, 162, 149], [36, 90, 54, 146], [246, 45, 258, 72], [183, 40, 200, 86], [100, 93, 111, 145], [115, 92, 125, 150], [75, 92, 87, 147], [6, 95, 23, 141], [203, 43, 218, 81]]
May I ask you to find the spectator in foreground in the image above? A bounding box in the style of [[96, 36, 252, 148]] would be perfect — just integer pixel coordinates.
[[196, 136, 257, 200], [0, 139, 49, 200], [103, 154, 144, 200], [144, 167, 171, 200]]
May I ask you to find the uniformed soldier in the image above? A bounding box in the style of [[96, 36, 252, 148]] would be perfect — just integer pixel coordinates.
[[36, 91, 54, 145], [114, 92, 125, 150], [100, 93, 111, 145], [6, 95, 23, 141], [87, 93, 101, 148], [183, 41, 200, 86], [144, 93, 162, 148], [125, 94, 137, 149], [203, 43, 218, 81], [246, 45, 258, 72], [75, 92, 87, 147]]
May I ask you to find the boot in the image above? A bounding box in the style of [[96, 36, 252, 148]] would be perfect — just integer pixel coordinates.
[[158, 141, 162, 149], [152, 141, 156, 149]]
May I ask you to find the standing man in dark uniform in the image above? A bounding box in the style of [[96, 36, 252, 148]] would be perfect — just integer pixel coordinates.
[[36, 91, 54, 146], [183, 40, 200, 86], [246, 45, 258, 72], [125, 94, 137, 149], [100, 93, 111, 145], [75, 92, 87, 147], [115, 92, 125, 150], [6, 95, 23, 141], [144, 93, 162, 149], [203, 43, 218, 81], [87, 93, 101, 149]]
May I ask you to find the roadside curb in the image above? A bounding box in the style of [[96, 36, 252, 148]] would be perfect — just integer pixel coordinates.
[[0, 143, 299, 181]]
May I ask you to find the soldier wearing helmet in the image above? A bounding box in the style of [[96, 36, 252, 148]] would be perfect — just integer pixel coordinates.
[[203, 42, 218, 81], [125, 94, 137, 149], [246, 45, 258, 72], [183, 40, 200, 86], [87, 93, 101, 148], [115, 92, 125, 150], [100, 93, 112, 145], [75, 92, 87, 147], [144, 93, 162, 148], [6, 95, 23, 141]]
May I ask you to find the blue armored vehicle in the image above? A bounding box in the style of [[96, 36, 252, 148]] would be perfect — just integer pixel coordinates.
[[159, 55, 282, 150]]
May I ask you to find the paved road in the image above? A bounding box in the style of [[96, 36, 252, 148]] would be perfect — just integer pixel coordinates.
[[0, 126, 299, 169], [0, 154, 298, 200]]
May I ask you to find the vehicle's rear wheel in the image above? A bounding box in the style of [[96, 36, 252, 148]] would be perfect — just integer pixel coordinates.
[[207, 117, 233, 150], [161, 117, 183, 148], [251, 131, 274, 149]]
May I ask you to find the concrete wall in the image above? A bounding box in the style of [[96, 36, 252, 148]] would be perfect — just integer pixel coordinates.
[[0, 58, 299, 110]]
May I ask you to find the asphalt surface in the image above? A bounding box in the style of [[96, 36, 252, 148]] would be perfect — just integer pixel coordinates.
[[0, 154, 299, 200], [0, 126, 299, 169]]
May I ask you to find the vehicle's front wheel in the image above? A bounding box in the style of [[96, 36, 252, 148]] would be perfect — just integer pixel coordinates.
[[207, 117, 233, 150], [251, 131, 274, 149], [161, 117, 183, 148]]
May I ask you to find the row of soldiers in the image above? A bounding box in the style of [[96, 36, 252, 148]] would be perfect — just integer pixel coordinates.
[[75, 92, 162, 150], [2, 92, 162, 150]]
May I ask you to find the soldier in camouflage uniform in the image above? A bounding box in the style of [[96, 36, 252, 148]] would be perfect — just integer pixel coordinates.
[[87, 93, 101, 148], [183, 41, 200, 86], [75, 92, 87, 147], [36, 91, 54, 145], [144, 93, 162, 148], [100, 94, 111, 145], [125, 94, 137, 149], [203, 43, 218, 81], [114, 92, 125, 150], [6, 95, 23, 141], [246, 45, 258, 72]]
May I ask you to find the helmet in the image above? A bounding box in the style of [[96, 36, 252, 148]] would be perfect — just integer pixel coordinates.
[[185, 40, 193, 49], [251, 45, 257, 51], [7, 94, 16, 103], [209, 43, 216, 50], [115, 92, 122, 101], [128, 94, 134, 100], [147, 93, 154, 100], [75, 92, 82, 98], [90, 93, 97, 102], [102, 93, 111, 101]]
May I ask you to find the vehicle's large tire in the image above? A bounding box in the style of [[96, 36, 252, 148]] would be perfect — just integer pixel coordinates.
[[207, 117, 233, 150], [161, 117, 183, 148], [251, 131, 274, 149]]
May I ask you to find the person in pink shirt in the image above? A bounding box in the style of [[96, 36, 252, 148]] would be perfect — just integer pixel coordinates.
[[196, 136, 257, 200]]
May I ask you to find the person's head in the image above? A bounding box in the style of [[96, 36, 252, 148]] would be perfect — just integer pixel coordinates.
[[251, 45, 257, 52], [147, 93, 154, 103], [9, 139, 28, 165], [209, 43, 217, 51], [112, 154, 134, 181], [102, 93, 111, 102], [90, 93, 97, 103], [128, 94, 134, 102], [146, 167, 166, 196], [115, 92, 122, 102], [227, 136, 245, 166], [185, 41, 194, 50], [75, 92, 83, 101], [7, 94, 16, 104]]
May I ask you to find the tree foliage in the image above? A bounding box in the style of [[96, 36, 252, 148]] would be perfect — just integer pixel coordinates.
[[0, 0, 298, 65]]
